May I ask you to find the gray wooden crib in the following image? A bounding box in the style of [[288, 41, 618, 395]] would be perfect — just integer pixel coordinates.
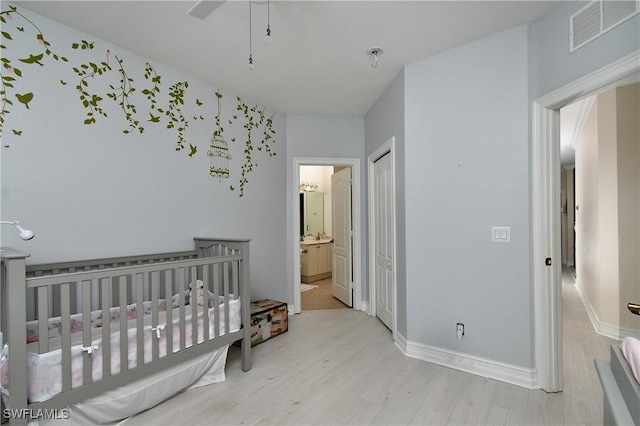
[[0, 237, 251, 424]]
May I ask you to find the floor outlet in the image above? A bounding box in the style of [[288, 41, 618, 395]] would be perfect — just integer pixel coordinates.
[[456, 323, 464, 339]]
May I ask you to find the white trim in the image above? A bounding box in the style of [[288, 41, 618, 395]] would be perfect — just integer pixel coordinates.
[[533, 50, 640, 392], [536, 52, 640, 109], [403, 340, 539, 390], [574, 283, 638, 341], [394, 331, 408, 354], [532, 102, 563, 392], [367, 137, 398, 343], [292, 157, 362, 314]]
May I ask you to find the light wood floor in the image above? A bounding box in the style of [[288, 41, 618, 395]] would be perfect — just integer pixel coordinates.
[[301, 277, 349, 310], [125, 267, 617, 425]]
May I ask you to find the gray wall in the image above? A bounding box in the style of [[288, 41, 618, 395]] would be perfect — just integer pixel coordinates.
[[364, 70, 407, 336], [404, 24, 532, 367], [531, 1, 640, 99], [285, 115, 365, 306], [0, 7, 288, 303]]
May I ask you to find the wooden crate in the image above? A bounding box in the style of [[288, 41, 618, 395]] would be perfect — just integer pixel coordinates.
[[249, 299, 288, 346]]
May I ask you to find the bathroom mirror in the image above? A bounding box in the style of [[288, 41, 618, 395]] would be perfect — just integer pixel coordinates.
[[300, 192, 324, 235]]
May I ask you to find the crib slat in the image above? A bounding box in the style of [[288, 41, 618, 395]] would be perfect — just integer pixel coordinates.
[[119, 276, 128, 373], [136, 273, 144, 365], [224, 261, 230, 335], [37, 286, 49, 353], [82, 279, 92, 385], [101, 277, 111, 380], [213, 263, 219, 338], [60, 283, 72, 392], [165, 269, 173, 354], [179, 267, 186, 351], [151, 270, 159, 361], [202, 266, 209, 342], [190, 266, 198, 346], [232, 259, 240, 298]]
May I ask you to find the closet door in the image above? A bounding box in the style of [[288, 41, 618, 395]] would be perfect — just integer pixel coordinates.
[[374, 152, 394, 330]]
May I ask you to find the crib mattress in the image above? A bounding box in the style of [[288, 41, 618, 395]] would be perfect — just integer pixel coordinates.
[[3, 298, 240, 404]]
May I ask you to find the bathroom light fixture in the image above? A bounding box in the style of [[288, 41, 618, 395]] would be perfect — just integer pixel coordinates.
[[248, 2, 255, 70], [0, 220, 35, 241], [367, 46, 383, 69]]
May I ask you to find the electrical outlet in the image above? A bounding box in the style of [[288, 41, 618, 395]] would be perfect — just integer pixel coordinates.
[[456, 323, 464, 339]]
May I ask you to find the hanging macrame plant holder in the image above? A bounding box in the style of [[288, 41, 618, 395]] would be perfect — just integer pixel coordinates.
[[208, 134, 231, 181]]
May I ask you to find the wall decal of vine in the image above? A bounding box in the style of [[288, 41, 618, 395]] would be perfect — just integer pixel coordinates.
[[230, 96, 277, 197], [71, 48, 111, 125], [1, 4, 69, 143], [142, 62, 161, 126], [0, 5, 278, 196], [108, 54, 142, 134], [157, 81, 195, 156]]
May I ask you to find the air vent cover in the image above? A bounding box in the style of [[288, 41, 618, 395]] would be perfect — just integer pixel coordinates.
[[570, 0, 639, 52]]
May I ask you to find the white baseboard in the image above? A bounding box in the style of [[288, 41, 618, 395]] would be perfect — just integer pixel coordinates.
[[574, 282, 635, 341], [394, 333, 538, 389], [394, 331, 408, 354], [360, 301, 370, 315]]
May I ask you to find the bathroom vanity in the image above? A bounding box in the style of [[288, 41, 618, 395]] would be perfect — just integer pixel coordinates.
[[300, 240, 332, 283]]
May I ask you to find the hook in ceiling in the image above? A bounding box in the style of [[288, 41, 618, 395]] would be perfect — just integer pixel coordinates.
[[367, 46, 383, 69]]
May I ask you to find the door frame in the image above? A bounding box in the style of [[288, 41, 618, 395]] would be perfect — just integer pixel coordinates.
[[533, 51, 639, 392], [292, 157, 362, 314], [367, 137, 398, 341]]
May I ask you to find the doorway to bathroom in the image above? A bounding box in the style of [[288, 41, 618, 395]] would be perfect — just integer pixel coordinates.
[[292, 157, 362, 315]]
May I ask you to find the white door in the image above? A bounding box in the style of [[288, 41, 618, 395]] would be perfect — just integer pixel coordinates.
[[331, 167, 352, 307], [374, 152, 394, 329]]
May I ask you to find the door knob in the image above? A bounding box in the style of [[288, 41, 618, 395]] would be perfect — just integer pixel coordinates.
[[628, 303, 640, 316]]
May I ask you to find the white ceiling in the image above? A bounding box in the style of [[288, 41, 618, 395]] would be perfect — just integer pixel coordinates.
[[14, 0, 558, 117]]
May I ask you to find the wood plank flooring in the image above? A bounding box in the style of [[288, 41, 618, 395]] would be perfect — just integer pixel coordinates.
[[125, 268, 617, 425], [301, 277, 349, 310]]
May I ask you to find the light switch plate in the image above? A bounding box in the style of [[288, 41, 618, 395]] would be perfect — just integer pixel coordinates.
[[491, 226, 511, 243]]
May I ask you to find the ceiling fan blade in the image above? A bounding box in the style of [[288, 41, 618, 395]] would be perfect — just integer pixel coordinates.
[[187, 1, 225, 19]]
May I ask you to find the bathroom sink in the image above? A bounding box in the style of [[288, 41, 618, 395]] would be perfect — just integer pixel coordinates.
[[301, 238, 333, 245]]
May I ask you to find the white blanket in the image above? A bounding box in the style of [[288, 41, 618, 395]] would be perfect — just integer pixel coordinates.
[[621, 336, 640, 385]]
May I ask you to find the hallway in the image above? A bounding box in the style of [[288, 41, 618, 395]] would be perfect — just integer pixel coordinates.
[[561, 266, 619, 424]]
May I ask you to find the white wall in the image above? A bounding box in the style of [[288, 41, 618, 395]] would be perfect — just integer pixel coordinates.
[[285, 115, 365, 306], [576, 85, 640, 337], [576, 101, 600, 323], [404, 24, 532, 367], [598, 90, 621, 327], [615, 84, 640, 334], [0, 6, 288, 302]]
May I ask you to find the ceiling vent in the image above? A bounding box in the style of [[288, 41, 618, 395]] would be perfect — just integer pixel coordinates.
[[570, 0, 639, 52]]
